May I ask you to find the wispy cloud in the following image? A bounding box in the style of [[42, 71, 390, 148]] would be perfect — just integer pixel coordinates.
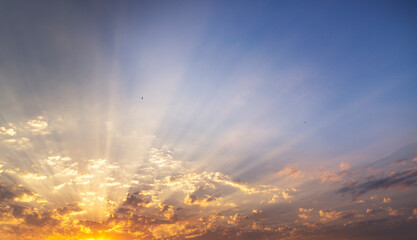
[[338, 168, 417, 197]]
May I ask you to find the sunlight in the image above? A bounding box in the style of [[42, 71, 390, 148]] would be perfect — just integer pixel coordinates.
[[44, 234, 119, 240], [1, 1, 417, 240]]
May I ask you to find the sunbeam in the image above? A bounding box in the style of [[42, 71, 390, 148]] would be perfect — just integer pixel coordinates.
[[1, 0, 417, 239]]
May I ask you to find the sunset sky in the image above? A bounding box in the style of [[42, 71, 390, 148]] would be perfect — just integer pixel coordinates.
[[1, 1, 417, 239]]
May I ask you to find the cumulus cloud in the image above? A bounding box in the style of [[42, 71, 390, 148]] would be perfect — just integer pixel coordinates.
[[1, 116, 416, 240], [26, 116, 49, 135], [386, 207, 401, 216], [19, 172, 47, 180], [0, 184, 34, 202], [0, 143, 306, 239], [321, 172, 341, 183], [2, 136, 31, 150], [184, 194, 218, 207], [408, 208, 417, 220], [319, 209, 353, 223], [0, 117, 51, 151], [298, 208, 313, 220], [0, 126, 16, 136], [56, 203, 83, 215]]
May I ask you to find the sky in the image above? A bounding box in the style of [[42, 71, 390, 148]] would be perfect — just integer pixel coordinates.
[[0, 0, 417, 239]]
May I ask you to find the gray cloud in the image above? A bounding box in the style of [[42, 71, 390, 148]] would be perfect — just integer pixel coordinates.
[[0, 184, 33, 201], [338, 168, 417, 197], [24, 212, 57, 227]]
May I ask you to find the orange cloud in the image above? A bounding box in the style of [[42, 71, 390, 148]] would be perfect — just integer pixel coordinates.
[[277, 167, 302, 178], [340, 162, 350, 171], [321, 172, 341, 183], [319, 209, 346, 223]]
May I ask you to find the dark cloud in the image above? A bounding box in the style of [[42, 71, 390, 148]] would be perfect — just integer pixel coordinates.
[[186, 194, 197, 204], [184, 229, 280, 240], [338, 168, 417, 197], [0, 184, 33, 201], [10, 205, 27, 218], [302, 218, 417, 240], [184, 217, 417, 240], [56, 202, 83, 215], [123, 191, 152, 207], [24, 212, 58, 227], [77, 219, 106, 231]]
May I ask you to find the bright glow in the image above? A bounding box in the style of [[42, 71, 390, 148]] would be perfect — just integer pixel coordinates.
[[1, 1, 417, 240]]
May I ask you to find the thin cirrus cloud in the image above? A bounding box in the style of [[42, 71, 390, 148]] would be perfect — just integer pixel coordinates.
[[338, 168, 417, 198]]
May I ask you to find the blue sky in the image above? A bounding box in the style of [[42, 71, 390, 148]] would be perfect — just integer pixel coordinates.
[[0, 1, 417, 239]]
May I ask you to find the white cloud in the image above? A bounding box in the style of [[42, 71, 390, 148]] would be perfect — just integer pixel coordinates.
[[27, 116, 49, 134], [20, 172, 47, 180], [0, 127, 16, 136]]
